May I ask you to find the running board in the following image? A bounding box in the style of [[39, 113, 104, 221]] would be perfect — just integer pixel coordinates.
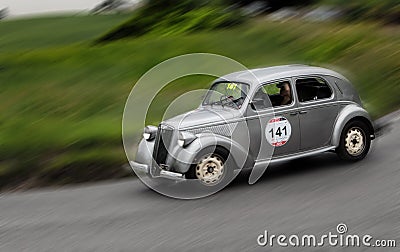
[[255, 146, 337, 166], [159, 170, 186, 180]]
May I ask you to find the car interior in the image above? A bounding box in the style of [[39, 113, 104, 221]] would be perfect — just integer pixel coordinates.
[[252, 82, 291, 109], [252, 78, 332, 110], [296, 78, 332, 102]]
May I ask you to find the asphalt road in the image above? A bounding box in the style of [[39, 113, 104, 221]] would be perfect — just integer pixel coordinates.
[[1, 121, 399, 251]]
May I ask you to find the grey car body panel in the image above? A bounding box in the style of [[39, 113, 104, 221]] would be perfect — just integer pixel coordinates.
[[172, 131, 251, 174], [331, 103, 373, 147], [133, 65, 374, 179], [215, 65, 350, 87], [135, 138, 154, 167], [165, 107, 241, 130], [329, 76, 363, 105], [292, 75, 340, 150], [245, 95, 302, 157], [135, 126, 253, 175]]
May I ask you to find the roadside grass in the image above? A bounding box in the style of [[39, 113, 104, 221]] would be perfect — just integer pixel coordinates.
[[0, 15, 399, 189], [0, 14, 131, 52]]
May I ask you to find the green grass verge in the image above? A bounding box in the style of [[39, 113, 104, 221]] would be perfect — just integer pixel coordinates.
[[0, 15, 399, 188]]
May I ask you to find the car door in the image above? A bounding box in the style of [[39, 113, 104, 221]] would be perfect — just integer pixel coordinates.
[[246, 79, 300, 160], [294, 76, 339, 151]]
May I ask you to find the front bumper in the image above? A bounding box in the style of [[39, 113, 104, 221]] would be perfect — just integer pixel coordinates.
[[129, 161, 186, 181], [132, 136, 195, 181], [129, 161, 149, 173]]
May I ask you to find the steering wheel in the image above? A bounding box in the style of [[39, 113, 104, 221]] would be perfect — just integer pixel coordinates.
[[220, 95, 240, 108]]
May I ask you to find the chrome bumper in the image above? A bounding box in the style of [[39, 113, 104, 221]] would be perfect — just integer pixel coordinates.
[[129, 161, 149, 173], [129, 161, 186, 181]]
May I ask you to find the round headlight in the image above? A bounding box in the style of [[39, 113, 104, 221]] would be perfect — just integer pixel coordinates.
[[177, 139, 185, 147], [178, 131, 197, 148], [143, 132, 152, 140], [143, 125, 157, 141]]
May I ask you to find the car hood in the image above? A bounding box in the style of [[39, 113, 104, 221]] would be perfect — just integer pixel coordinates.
[[162, 106, 242, 129]]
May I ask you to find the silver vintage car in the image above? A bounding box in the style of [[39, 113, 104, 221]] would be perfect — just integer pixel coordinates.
[[131, 65, 375, 187]]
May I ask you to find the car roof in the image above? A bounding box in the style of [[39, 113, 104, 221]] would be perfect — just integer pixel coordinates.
[[215, 65, 349, 86]]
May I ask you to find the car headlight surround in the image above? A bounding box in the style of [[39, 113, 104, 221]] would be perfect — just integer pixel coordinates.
[[143, 125, 158, 141], [178, 131, 197, 147]]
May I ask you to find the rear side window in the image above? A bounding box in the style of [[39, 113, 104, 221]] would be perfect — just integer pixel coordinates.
[[295, 77, 332, 102]]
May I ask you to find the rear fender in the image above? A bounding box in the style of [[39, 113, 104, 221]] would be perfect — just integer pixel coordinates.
[[332, 104, 374, 147]]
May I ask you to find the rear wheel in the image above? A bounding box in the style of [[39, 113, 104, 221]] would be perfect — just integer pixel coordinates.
[[337, 120, 371, 161]]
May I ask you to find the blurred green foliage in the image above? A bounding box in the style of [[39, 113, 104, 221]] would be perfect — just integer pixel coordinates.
[[0, 13, 399, 189], [321, 0, 400, 23], [0, 14, 131, 51], [221, 0, 316, 10], [97, 0, 400, 43], [97, 0, 245, 42]]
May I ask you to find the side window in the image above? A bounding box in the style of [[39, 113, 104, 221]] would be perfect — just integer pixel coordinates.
[[295, 77, 332, 102], [252, 80, 293, 110]]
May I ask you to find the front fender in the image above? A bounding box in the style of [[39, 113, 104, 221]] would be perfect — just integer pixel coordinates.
[[332, 104, 374, 147], [135, 138, 155, 167], [171, 133, 252, 174]]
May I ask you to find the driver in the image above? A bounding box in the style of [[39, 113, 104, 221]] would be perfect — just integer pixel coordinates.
[[279, 81, 292, 105], [224, 83, 245, 108]]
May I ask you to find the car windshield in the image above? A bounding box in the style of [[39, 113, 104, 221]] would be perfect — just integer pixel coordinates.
[[202, 82, 249, 109]]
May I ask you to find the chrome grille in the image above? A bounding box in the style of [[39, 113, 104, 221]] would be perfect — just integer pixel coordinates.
[[153, 124, 174, 165]]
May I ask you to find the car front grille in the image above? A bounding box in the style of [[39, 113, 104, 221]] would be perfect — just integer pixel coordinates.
[[153, 124, 174, 166]]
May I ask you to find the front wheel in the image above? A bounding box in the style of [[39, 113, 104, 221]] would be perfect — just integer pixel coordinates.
[[336, 120, 371, 161], [186, 147, 234, 188], [195, 153, 227, 186]]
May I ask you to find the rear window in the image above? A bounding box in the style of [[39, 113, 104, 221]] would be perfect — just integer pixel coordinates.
[[296, 77, 332, 102]]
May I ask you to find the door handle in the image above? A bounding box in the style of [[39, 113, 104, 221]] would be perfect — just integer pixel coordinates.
[[289, 112, 298, 116], [299, 110, 308, 114]]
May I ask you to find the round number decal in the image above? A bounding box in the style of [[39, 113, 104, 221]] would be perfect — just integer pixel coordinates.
[[265, 116, 292, 147]]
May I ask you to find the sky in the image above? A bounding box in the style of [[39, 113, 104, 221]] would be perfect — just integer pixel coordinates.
[[0, 0, 107, 16]]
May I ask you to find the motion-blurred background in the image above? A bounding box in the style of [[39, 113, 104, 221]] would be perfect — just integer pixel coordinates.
[[0, 0, 399, 190]]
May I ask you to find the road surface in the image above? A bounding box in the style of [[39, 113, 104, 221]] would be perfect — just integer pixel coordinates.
[[1, 121, 399, 251]]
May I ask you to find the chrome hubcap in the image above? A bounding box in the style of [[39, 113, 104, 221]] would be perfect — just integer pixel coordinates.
[[345, 127, 365, 156], [196, 154, 224, 186]]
